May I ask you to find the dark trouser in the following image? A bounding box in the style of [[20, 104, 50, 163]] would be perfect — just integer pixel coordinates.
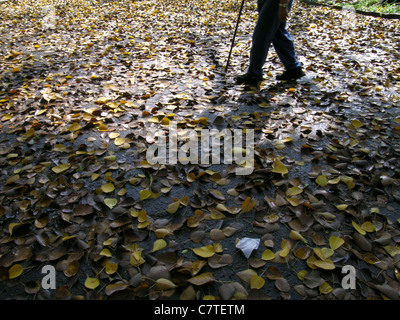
[[247, 0, 301, 76]]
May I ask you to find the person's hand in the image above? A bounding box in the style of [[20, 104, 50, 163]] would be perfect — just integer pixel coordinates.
[[278, 6, 289, 23]]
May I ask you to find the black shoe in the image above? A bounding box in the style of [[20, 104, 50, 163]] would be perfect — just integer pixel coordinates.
[[235, 73, 263, 86], [276, 67, 305, 81]]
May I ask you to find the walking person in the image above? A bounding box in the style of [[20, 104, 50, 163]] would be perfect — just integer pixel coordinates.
[[236, 0, 304, 86]]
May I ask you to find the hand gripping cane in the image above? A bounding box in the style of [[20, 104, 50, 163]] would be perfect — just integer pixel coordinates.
[[225, 0, 246, 74]]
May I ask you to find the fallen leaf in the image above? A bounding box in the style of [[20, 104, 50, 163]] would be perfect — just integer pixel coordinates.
[[329, 236, 345, 250], [155, 278, 176, 291], [352, 221, 367, 235], [250, 275, 265, 289], [187, 272, 215, 286], [316, 175, 328, 187], [153, 239, 167, 252], [193, 245, 215, 258], [241, 197, 255, 213], [104, 198, 118, 209], [272, 159, 288, 175], [166, 201, 180, 214], [9, 264, 23, 279], [52, 163, 71, 173], [68, 122, 81, 132], [101, 182, 115, 193], [261, 249, 275, 261]]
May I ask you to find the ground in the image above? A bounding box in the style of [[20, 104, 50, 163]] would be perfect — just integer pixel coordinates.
[[0, 0, 400, 300]]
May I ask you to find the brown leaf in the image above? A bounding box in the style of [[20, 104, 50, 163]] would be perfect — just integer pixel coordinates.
[[105, 282, 128, 296], [187, 272, 215, 286], [266, 266, 282, 280], [241, 197, 255, 213], [275, 278, 290, 292], [73, 204, 94, 216], [208, 254, 233, 269]]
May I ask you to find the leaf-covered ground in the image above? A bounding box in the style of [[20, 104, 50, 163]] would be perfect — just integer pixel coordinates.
[[0, 0, 400, 300]]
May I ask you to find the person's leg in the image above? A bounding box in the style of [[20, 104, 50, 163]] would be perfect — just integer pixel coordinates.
[[272, 24, 302, 71], [246, 0, 281, 76], [272, 1, 304, 80]]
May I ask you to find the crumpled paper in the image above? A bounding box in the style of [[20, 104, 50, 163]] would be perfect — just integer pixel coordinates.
[[235, 237, 260, 258]]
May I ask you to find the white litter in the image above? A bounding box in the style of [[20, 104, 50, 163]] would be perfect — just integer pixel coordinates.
[[235, 237, 260, 258]]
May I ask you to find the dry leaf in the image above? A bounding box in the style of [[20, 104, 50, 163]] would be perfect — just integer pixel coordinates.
[[84, 276, 100, 290], [193, 245, 215, 258], [250, 275, 265, 289], [241, 197, 255, 213]]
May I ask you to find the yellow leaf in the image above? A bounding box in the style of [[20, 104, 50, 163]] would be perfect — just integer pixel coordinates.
[[104, 198, 118, 209], [8, 222, 21, 235], [261, 249, 275, 261], [104, 155, 116, 161], [328, 177, 341, 184], [139, 189, 152, 201], [279, 246, 290, 258], [250, 275, 265, 289], [351, 119, 364, 128], [319, 282, 333, 294], [193, 245, 215, 258], [241, 197, 255, 213], [336, 204, 348, 211], [313, 259, 335, 270], [109, 132, 120, 139], [155, 228, 170, 238], [321, 247, 334, 259], [153, 239, 167, 252], [2, 114, 11, 121], [340, 176, 355, 189], [130, 250, 145, 267], [95, 97, 110, 105], [85, 276, 100, 290], [286, 186, 303, 196], [100, 248, 112, 257], [289, 230, 304, 242], [329, 236, 345, 250], [281, 137, 293, 143], [138, 209, 147, 222], [166, 201, 180, 214], [91, 173, 100, 181], [8, 264, 23, 279], [384, 245, 400, 257], [361, 221, 375, 233], [316, 175, 328, 187], [105, 263, 118, 275], [51, 163, 71, 173], [155, 278, 176, 291], [352, 221, 366, 235], [287, 197, 301, 206], [161, 117, 170, 126], [68, 122, 81, 132], [297, 270, 308, 281], [6, 174, 20, 185], [98, 123, 108, 131], [272, 159, 288, 175], [101, 182, 115, 193], [114, 138, 128, 146]]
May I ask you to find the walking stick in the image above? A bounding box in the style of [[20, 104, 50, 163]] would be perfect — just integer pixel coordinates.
[[225, 0, 246, 74]]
